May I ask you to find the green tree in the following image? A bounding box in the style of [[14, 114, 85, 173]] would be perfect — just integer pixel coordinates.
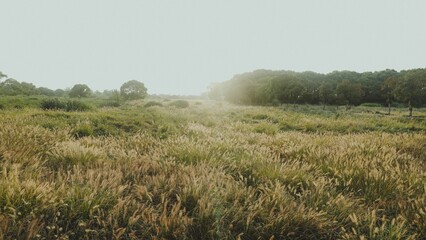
[[208, 83, 224, 100], [285, 80, 306, 105], [0, 72, 7, 80], [336, 80, 364, 107], [108, 90, 122, 105], [272, 76, 305, 105], [19, 82, 37, 95], [212, 68, 425, 107], [298, 71, 323, 104], [394, 70, 426, 117], [0, 78, 22, 95], [319, 82, 335, 109], [69, 84, 92, 98], [0, 78, 39, 96], [54, 89, 66, 97], [120, 80, 147, 100], [381, 76, 397, 115], [37, 87, 56, 96]]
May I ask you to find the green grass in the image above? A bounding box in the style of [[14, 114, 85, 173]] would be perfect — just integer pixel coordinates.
[[0, 95, 49, 109], [0, 99, 425, 239]]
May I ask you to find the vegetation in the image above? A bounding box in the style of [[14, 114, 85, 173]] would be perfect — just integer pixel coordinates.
[[0, 71, 148, 104], [0, 99, 425, 239], [169, 99, 190, 108], [394, 69, 426, 116], [40, 98, 92, 112], [144, 101, 163, 108], [0, 68, 425, 238], [210, 68, 426, 115], [69, 84, 92, 98], [120, 80, 148, 100]]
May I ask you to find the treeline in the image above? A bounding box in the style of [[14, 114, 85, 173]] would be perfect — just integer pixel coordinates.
[[0, 77, 66, 97], [0, 71, 147, 101], [209, 68, 426, 115]]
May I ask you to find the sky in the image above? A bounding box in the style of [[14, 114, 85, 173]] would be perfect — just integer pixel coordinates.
[[1, 1, 425, 95]]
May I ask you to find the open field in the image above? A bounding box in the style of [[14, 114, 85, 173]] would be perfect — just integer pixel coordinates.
[[0, 100, 425, 239]]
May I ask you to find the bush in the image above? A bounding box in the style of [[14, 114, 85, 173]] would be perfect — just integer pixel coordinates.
[[40, 99, 91, 112], [40, 99, 67, 110], [66, 100, 91, 112], [170, 100, 189, 108], [144, 101, 163, 108]]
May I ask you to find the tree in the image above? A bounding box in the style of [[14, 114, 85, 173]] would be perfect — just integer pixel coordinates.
[[209, 68, 426, 107], [207, 83, 224, 100], [0, 72, 7, 81], [0, 78, 22, 95], [272, 76, 305, 105], [19, 82, 37, 95], [381, 76, 397, 115], [319, 82, 335, 109], [69, 84, 92, 98], [105, 89, 122, 105], [120, 80, 147, 100], [285, 80, 306, 105], [54, 89, 66, 97], [336, 80, 364, 107], [37, 87, 56, 96], [394, 70, 426, 117]]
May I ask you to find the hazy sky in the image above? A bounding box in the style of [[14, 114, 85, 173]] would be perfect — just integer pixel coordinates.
[[1, 1, 425, 95]]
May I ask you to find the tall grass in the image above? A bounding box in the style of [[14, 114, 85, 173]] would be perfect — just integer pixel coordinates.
[[0, 101, 425, 239]]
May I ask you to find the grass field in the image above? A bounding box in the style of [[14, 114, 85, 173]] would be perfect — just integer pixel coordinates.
[[0, 99, 425, 239]]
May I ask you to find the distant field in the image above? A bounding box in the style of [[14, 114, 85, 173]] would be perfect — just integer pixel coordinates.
[[0, 99, 425, 239]]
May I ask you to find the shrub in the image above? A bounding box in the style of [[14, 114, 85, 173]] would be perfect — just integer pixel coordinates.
[[66, 100, 91, 112], [40, 98, 67, 110], [144, 101, 163, 108], [170, 100, 189, 108], [40, 99, 91, 112]]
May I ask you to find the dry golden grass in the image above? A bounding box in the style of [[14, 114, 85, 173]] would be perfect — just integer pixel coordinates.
[[0, 102, 425, 239]]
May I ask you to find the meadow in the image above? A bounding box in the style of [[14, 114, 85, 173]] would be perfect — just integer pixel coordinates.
[[0, 99, 425, 239]]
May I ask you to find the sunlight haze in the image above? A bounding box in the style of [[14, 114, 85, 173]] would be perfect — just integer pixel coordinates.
[[1, 0, 425, 95]]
